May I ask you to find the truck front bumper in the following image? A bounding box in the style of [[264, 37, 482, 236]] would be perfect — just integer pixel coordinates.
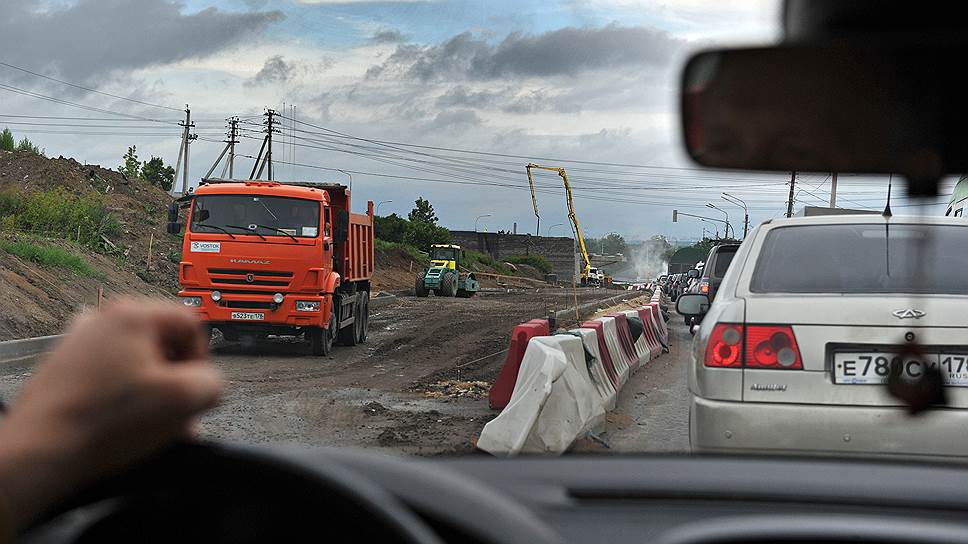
[[178, 290, 328, 328]]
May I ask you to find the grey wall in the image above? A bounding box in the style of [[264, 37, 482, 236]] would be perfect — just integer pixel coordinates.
[[450, 230, 577, 281]]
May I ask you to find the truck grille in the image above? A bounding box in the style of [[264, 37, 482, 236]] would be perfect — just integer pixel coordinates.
[[207, 268, 293, 288], [223, 300, 275, 310]]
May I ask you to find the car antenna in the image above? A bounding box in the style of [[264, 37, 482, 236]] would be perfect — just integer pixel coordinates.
[[882, 175, 893, 218]]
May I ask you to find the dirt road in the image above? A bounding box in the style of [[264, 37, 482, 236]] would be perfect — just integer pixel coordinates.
[[198, 288, 636, 454]]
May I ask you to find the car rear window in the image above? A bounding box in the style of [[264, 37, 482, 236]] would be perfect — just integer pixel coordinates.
[[712, 247, 738, 278], [750, 223, 968, 294]]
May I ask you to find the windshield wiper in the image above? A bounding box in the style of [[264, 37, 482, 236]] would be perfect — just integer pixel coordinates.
[[256, 224, 298, 242], [256, 199, 279, 222], [194, 222, 236, 238], [225, 224, 267, 240]]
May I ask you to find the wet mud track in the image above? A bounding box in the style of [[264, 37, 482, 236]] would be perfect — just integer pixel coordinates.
[[200, 288, 633, 454]]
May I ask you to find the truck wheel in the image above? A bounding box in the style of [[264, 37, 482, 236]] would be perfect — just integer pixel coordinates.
[[309, 305, 335, 356], [336, 295, 359, 346], [415, 273, 429, 297], [441, 272, 457, 297], [357, 291, 370, 343]]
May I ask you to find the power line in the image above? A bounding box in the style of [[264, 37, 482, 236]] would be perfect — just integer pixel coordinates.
[[0, 61, 182, 112]]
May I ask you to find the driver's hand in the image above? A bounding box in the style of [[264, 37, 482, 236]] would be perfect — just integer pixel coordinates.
[[0, 299, 223, 531]]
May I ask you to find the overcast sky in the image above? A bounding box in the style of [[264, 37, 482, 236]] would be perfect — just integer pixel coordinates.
[[0, 0, 950, 241]]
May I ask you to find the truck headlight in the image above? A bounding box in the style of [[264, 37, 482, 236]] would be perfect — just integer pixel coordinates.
[[296, 301, 319, 312], [182, 296, 202, 307], [273, 293, 284, 304], [211, 290, 222, 302]]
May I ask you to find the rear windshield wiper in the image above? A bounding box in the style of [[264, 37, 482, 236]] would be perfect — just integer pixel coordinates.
[[193, 222, 236, 238], [255, 224, 298, 242], [225, 224, 267, 240]]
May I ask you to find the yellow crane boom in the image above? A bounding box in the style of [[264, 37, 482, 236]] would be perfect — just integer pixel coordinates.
[[525, 163, 593, 283]]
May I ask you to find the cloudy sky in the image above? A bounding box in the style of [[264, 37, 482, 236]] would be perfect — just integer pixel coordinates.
[[0, 0, 949, 241]]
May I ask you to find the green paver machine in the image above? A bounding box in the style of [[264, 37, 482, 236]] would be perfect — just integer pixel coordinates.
[[415, 244, 480, 298]]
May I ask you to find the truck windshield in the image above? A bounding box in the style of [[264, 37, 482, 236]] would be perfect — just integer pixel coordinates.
[[190, 195, 320, 238], [431, 248, 458, 261]]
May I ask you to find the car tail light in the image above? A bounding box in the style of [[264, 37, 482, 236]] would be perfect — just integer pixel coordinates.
[[745, 325, 802, 369], [704, 323, 743, 367], [699, 281, 710, 294]]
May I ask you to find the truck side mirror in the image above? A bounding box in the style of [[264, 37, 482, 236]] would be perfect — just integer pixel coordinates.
[[166, 221, 182, 234], [335, 210, 349, 242], [167, 202, 179, 222]]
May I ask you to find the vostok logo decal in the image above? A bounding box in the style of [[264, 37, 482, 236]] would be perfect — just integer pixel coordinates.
[[230, 258, 271, 265], [892, 309, 925, 319]]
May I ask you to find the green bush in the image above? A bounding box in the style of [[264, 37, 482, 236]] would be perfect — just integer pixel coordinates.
[[15, 136, 44, 156], [402, 221, 450, 252], [505, 255, 552, 274], [464, 250, 512, 275], [375, 238, 428, 264], [374, 213, 409, 243], [0, 187, 120, 250], [0, 238, 97, 276], [0, 129, 14, 152]]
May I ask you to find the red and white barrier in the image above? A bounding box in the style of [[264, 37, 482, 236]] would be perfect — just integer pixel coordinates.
[[591, 317, 630, 387], [489, 319, 550, 409], [478, 335, 606, 455], [481, 292, 672, 455], [570, 328, 618, 410], [621, 310, 652, 367]]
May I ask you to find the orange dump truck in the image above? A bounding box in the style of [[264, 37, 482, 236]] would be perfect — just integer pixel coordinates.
[[167, 179, 374, 355]]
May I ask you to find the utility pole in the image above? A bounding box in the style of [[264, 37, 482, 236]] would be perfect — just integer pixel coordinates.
[[786, 170, 797, 218], [170, 105, 196, 196], [209, 117, 240, 180], [250, 109, 279, 180], [829, 172, 838, 208]]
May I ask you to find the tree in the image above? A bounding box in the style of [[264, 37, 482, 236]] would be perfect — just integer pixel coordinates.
[[374, 213, 409, 243], [0, 129, 14, 152], [601, 233, 627, 255], [408, 197, 438, 225], [15, 136, 44, 156], [141, 156, 175, 191], [403, 221, 450, 251], [120, 146, 140, 179]]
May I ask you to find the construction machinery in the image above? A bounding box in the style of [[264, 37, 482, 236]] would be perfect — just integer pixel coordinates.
[[525, 163, 595, 285], [170, 179, 374, 357], [415, 244, 480, 298]]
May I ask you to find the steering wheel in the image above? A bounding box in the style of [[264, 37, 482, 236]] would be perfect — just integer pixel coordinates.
[[23, 441, 444, 543]]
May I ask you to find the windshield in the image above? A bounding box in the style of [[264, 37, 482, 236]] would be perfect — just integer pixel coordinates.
[[190, 195, 320, 238], [431, 247, 458, 261], [11, 0, 968, 474]]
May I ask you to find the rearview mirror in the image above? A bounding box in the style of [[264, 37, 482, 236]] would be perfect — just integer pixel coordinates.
[[335, 210, 349, 242], [166, 222, 182, 234], [687, 269, 699, 279], [167, 202, 179, 222], [681, 43, 968, 194], [676, 293, 710, 316]]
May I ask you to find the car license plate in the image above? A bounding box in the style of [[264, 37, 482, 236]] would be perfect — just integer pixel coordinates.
[[230, 312, 264, 321], [833, 352, 968, 386]]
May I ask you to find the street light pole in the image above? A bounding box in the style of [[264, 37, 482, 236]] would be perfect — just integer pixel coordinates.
[[706, 203, 732, 239], [475, 214, 492, 232], [721, 193, 749, 238], [376, 200, 393, 216], [548, 223, 564, 236], [337, 169, 352, 192]]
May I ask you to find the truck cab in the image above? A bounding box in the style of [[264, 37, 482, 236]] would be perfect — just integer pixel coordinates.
[[171, 179, 374, 356]]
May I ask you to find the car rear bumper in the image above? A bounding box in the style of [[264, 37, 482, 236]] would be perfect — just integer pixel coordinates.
[[691, 395, 968, 459]]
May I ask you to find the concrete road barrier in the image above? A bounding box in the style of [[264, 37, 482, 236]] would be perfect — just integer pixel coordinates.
[[0, 334, 62, 364]]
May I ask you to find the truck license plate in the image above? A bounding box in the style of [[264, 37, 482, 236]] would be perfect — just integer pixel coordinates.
[[230, 312, 264, 321], [833, 352, 968, 386]]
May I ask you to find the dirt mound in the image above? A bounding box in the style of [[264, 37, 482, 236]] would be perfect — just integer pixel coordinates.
[[0, 150, 180, 340]]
